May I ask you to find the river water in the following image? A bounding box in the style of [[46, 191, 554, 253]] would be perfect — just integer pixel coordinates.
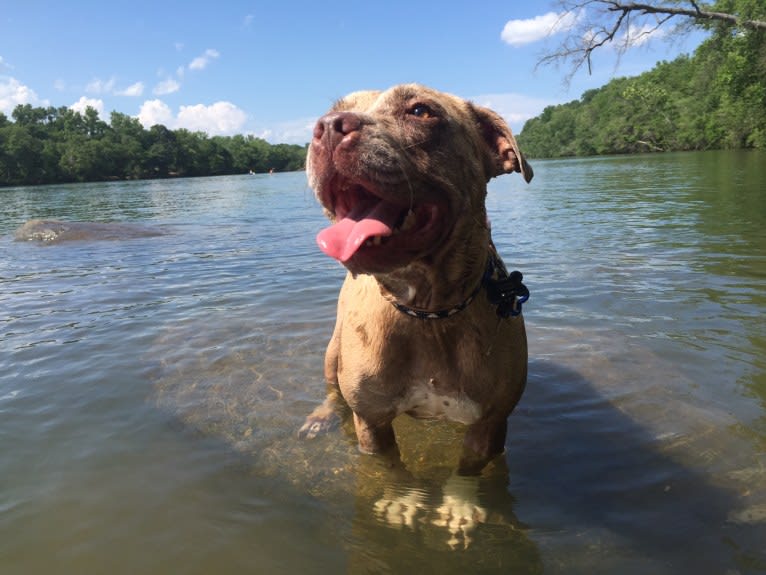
[[1, 150, 764, 574]]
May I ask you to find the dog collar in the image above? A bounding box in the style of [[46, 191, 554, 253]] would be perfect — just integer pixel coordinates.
[[390, 250, 529, 320]]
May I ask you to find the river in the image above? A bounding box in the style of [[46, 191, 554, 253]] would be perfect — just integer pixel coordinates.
[[1, 150, 764, 574]]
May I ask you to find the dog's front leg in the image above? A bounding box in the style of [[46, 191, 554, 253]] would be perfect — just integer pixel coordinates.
[[352, 412, 397, 455], [299, 327, 346, 439], [298, 383, 346, 439], [458, 417, 508, 475]]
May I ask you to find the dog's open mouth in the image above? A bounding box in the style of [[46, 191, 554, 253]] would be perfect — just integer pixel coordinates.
[[316, 178, 441, 265]]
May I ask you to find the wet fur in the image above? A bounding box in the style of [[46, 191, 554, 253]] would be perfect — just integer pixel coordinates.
[[302, 84, 532, 474]]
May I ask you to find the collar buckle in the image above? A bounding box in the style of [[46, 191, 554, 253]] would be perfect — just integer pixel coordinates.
[[390, 248, 529, 320]]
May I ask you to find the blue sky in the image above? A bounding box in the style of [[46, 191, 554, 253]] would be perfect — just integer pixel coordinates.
[[1, 1, 707, 143]]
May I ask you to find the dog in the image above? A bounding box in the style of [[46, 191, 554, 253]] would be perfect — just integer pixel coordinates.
[[300, 84, 533, 475]]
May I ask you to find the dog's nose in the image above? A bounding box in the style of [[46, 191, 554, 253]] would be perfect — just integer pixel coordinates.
[[313, 112, 362, 147]]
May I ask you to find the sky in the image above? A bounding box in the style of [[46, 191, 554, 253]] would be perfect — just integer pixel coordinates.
[[0, 1, 708, 144]]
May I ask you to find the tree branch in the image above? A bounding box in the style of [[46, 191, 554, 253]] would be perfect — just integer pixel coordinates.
[[537, 0, 766, 83], [607, 2, 766, 31]]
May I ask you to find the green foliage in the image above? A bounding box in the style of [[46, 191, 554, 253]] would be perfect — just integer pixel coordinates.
[[520, 14, 766, 158], [0, 107, 308, 186]]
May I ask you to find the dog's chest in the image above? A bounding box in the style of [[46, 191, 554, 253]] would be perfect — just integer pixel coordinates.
[[399, 378, 482, 424]]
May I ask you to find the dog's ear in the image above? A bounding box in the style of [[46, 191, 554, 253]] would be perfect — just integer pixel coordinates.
[[472, 105, 533, 183]]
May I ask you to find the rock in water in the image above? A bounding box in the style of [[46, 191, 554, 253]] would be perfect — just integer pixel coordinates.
[[14, 219, 164, 242]]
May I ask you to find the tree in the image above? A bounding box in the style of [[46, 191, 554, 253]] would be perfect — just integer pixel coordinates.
[[517, 0, 766, 156], [59, 135, 107, 182], [107, 112, 146, 178], [82, 106, 108, 138], [0, 103, 309, 186], [540, 0, 766, 78], [518, 39, 766, 156], [173, 129, 208, 177], [5, 124, 43, 182], [145, 124, 178, 176]]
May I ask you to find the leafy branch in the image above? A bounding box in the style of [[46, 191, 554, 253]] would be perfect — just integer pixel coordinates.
[[539, 0, 766, 79]]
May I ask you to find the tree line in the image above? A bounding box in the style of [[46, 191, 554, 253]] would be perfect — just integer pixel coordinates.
[[0, 105, 308, 186], [519, 1, 766, 157]]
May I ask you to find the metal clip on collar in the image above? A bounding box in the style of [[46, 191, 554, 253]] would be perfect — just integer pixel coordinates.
[[485, 270, 529, 318]]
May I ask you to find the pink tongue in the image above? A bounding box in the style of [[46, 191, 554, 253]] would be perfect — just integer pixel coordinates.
[[317, 200, 402, 262]]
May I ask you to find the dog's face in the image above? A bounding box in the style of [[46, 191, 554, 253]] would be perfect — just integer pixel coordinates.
[[307, 84, 532, 275]]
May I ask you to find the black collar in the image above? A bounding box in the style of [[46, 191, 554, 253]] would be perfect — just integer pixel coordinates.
[[389, 249, 529, 320]]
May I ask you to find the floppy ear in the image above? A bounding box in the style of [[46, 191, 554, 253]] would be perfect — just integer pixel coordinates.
[[472, 105, 533, 183]]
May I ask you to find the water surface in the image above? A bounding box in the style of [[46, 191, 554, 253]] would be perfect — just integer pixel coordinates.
[[1, 151, 765, 574]]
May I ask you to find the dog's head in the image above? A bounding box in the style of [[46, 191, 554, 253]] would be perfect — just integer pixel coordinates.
[[307, 84, 532, 275]]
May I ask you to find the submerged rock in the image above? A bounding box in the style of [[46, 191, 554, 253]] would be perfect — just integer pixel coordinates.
[[15, 219, 164, 242]]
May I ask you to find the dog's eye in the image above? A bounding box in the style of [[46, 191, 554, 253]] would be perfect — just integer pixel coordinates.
[[407, 104, 436, 119]]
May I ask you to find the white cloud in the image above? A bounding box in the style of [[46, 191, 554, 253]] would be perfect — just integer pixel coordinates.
[[501, 11, 580, 46], [136, 99, 247, 135], [137, 99, 174, 128], [471, 92, 556, 132], [116, 81, 145, 97], [0, 56, 12, 71], [621, 23, 666, 47], [0, 77, 49, 115], [255, 128, 273, 141], [188, 48, 220, 71], [176, 101, 247, 135], [87, 78, 145, 97], [258, 117, 315, 144], [86, 76, 117, 94], [70, 96, 105, 118], [153, 78, 180, 96]]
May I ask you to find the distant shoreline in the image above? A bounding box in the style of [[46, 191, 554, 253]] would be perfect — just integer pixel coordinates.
[[0, 105, 308, 187]]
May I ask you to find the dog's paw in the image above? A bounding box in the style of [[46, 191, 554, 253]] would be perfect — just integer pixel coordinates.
[[298, 397, 343, 439], [298, 412, 340, 439], [431, 475, 487, 549], [373, 487, 427, 528]]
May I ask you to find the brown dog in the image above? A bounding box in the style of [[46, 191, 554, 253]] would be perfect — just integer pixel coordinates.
[[301, 84, 533, 474]]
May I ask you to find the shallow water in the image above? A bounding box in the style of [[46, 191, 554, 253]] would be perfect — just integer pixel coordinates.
[[1, 151, 765, 574]]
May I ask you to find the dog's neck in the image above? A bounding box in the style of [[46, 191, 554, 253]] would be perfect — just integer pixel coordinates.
[[374, 223, 490, 314]]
